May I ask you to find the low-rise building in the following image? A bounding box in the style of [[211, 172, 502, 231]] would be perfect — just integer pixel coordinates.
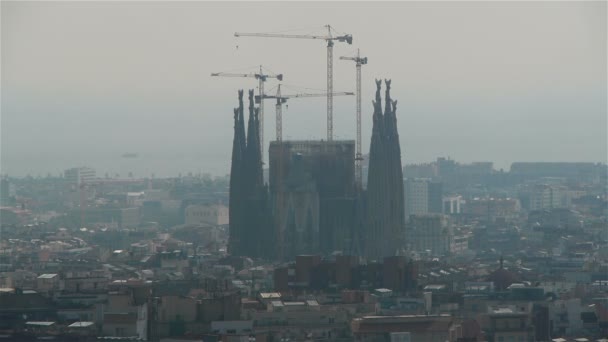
[[407, 214, 452, 256], [185, 204, 229, 226], [351, 314, 453, 342]]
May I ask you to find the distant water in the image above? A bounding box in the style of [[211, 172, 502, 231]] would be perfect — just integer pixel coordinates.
[[1, 152, 231, 178]]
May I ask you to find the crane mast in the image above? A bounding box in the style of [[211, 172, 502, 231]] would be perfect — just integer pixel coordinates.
[[211, 67, 283, 164], [235, 25, 352, 141], [340, 49, 368, 189], [275, 85, 283, 142], [256, 89, 354, 142], [327, 31, 333, 141], [258, 66, 265, 158]]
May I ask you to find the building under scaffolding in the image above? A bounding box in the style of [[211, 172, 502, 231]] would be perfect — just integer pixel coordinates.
[[228, 79, 405, 261], [269, 140, 356, 260]]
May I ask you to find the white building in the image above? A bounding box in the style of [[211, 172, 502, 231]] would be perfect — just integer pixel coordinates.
[[442, 195, 464, 214], [404, 178, 443, 217], [526, 184, 571, 210], [144, 189, 170, 201], [185, 204, 229, 226], [126, 192, 144, 207], [65, 167, 96, 185]]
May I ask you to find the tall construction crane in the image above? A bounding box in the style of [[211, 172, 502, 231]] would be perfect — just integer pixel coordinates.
[[340, 49, 368, 189], [211, 66, 283, 163], [235, 25, 353, 141], [255, 85, 354, 141]]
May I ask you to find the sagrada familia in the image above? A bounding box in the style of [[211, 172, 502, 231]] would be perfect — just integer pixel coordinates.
[[228, 90, 274, 259], [228, 80, 404, 261]]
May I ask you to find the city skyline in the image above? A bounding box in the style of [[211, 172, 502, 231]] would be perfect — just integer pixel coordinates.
[[2, 1, 606, 177]]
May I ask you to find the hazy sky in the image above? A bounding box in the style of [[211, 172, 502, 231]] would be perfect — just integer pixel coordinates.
[[1, 1, 606, 177]]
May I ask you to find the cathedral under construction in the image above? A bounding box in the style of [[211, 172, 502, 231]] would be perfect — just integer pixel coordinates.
[[228, 80, 404, 261]]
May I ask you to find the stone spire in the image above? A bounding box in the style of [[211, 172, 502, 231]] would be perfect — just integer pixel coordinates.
[[364, 79, 405, 259], [229, 89, 273, 259], [229, 91, 246, 255], [246, 89, 258, 169], [384, 79, 405, 254], [365, 80, 388, 259], [384, 79, 392, 130], [237, 90, 246, 156], [253, 107, 264, 186]]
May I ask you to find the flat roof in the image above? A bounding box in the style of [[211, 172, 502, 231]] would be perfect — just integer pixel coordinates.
[[424, 284, 446, 290], [357, 314, 451, 321], [306, 300, 319, 306], [260, 292, 281, 299], [68, 322, 94, 328], [37, 274, 57, 279], [283, 301, 306, 306], [26, 321, 55, 326], [492, 308, 515, 314]]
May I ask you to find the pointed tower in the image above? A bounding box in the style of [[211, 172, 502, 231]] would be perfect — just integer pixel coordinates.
[[233, 89, 273, 259], [364, 79, 405, 259], [384, 80, 405, 254], [238, 90, 247, 155], [365, 79, 387, 259], [229, 90, 246, 255]]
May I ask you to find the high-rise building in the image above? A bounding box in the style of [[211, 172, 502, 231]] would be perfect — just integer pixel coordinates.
[[510, 162, 603, 183], [404, 178, 443, 217], [519, 184, 571, 211], [268, 140, 356, 260], [64, 167, 96, 185], [442, 195, 464, 215]]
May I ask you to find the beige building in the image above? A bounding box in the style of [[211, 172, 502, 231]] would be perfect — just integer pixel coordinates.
[[102, 284, 148, 340], [351, 314, 453, 342], [407, 214, 452, 256], [243, 299, 352, 341], [37, 274, 62, 293], [523, 184, 571, 211], [185, 204, 228, 226], [65, 167, 96, 185], [484, 307, 534, 342]]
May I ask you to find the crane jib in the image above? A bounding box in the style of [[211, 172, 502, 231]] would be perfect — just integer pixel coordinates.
[[234, 32, 352, 44]]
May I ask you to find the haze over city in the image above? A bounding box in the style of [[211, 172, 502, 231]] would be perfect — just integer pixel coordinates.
[[2, 1, 606, 177], [2, 2, 608, 342]]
